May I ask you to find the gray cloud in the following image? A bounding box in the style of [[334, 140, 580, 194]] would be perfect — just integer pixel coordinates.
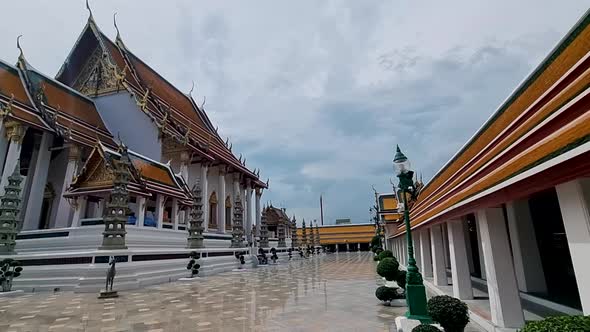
[[0, 1, 587, 224]]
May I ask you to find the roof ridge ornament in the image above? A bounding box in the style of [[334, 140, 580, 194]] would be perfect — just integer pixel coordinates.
[[86, 0, 94, 21], [113, 13, 122, 43], [16, 35, 25, 63], [188, 81, 195, 97]]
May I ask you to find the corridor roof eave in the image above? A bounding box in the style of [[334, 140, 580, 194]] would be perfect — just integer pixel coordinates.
[[390, 9, 590, 238]]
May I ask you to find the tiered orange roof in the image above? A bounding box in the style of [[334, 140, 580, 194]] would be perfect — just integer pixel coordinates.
[[0, 57, 115, 148], [67, 142, 193, 204], [55, 13, 266, 189]]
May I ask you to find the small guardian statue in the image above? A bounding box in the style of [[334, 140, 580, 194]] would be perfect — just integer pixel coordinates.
[[98, 256, 119, 298]]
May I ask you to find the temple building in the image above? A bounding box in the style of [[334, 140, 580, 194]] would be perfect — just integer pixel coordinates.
[[384, 10, 590, 330], [0, 6, 275, 291], [261, 204, 292, 245], [297, 222, 375, 251]]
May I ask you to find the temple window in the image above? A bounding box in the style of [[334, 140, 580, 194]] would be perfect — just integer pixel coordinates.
[[225, 196, 232, 231], [209, 192, 218, 229]]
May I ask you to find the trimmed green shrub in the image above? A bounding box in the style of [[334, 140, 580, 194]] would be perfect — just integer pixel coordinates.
[[373, 255, 380, 261], [370, 235, 382, 252], [377, 257, 399, 281], [374, 248, 384, 256], [520, 315, 590, 332], [377, 250, 394, 261], [427, 295, 469, 332], [395, 269, 407, 289], [375, 286, 398, 302], [412, 325, 440, 332]]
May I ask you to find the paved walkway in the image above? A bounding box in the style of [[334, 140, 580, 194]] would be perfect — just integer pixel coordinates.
[[0, 252, 484, 331]]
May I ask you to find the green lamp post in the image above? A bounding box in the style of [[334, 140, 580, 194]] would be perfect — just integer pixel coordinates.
[[393, 145, 431, 323]]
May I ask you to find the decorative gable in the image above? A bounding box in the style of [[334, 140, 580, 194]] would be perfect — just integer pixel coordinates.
[[72, 46, 121, 97]]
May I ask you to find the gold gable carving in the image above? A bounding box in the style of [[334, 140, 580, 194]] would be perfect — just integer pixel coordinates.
[[73, 46, 120, 97], [78, 155, 114, 188]]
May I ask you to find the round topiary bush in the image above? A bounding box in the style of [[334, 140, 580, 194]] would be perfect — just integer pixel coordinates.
[[412, 325, 440, 332], [376, 257, 399, 281], [375, 286, 398, 302], [377, 250, 394, 261], [395, 269, 407, 289], [373, 255, 380, 261], [520, 315, 590, 332], [374, 247, 384, 256], [427, 295, 469, 332]]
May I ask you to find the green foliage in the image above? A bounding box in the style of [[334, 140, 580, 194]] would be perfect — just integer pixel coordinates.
[[520, 315, 590, 332], [370, 235, 382, 253], [373, 255, 380, 261], [0, 259, 23, 292], [376, 257, 399, 281], [412, 325, 441, 332], [395, 270, 407, 289], [377, 250, 394, 261], [375, 286, 398, 302], [427, 295, 469, 332]]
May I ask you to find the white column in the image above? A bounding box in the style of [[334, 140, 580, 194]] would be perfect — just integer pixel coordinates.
[[200, 165, 209, 232], [0, 121, 26, 196], [430, 224, 448, 286], [22, 132, 52, 230], [477, 207, 525, 329], [54, 145, 81, 228], [246, 181, 253, 242], [155, 194, 165, 229], [255, 187, 262, 237], [218, 169, 226, 233], [476, 220, 486, 280], [556, 179, 590, 314], [447, 219, 474, 300], [420, 229, 433, 278], [71, 196, 87, 227], [172, 198, 179, 230], [506, 199, 547, 293], [137, 196, 146, 227]]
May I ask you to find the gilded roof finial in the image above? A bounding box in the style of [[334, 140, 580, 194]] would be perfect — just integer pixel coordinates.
[[16, 35, 25, 62], [113, 13, 122, 42], [86, 0, 94, 20], [188, 81, 195, 97]]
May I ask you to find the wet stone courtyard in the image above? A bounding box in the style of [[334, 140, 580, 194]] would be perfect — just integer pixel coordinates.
[[0, 252, 482, 331]]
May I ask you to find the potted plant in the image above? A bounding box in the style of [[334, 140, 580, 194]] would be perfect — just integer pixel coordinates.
[[0, 259, 23, 292], [258, 248, 268, 265], [375, 257, 405, 305], [287, 248, 293, 260], [427, 295, 469, 332], [234, 253, 246, 270], [186, 251, 200, 278], [377, 250, 394, 261]]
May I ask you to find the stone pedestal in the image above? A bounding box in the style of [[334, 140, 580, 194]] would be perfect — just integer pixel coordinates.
[[98, 290, 119, 299]]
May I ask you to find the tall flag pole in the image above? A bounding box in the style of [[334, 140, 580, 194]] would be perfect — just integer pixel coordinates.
[[320, 194, 324, 225]]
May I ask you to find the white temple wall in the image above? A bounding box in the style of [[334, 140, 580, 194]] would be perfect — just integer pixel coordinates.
[[94, 92, 161, 161], [188, 163, 201, 187]]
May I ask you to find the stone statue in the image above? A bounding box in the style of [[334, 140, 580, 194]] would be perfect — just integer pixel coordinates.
[[99, 256, 118, 298]]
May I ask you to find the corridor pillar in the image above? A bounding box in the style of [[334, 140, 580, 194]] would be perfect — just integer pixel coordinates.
[[556, 179, 590, 314], [419, 229, 433, 278], [477, 207, 524, 329], [430, 224, 448, 286], [447, 219, 474, 300]]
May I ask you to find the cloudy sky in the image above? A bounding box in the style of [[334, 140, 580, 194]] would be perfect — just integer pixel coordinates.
[[1, 1, 588, 225]]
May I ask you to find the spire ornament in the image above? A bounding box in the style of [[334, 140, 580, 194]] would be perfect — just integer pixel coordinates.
[[99, 143, 130, 250], [16, 35, 24, 62], [187, 181, 205, 248], [258, 209, 269, 248], [230, 195, 245, 248], [0, 162, 23, 254], [290, 216, 298, 248], [86, 0, 94, 19]]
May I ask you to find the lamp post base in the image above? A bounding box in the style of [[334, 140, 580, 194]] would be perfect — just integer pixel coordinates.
[[405, 284, 432, 323]]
